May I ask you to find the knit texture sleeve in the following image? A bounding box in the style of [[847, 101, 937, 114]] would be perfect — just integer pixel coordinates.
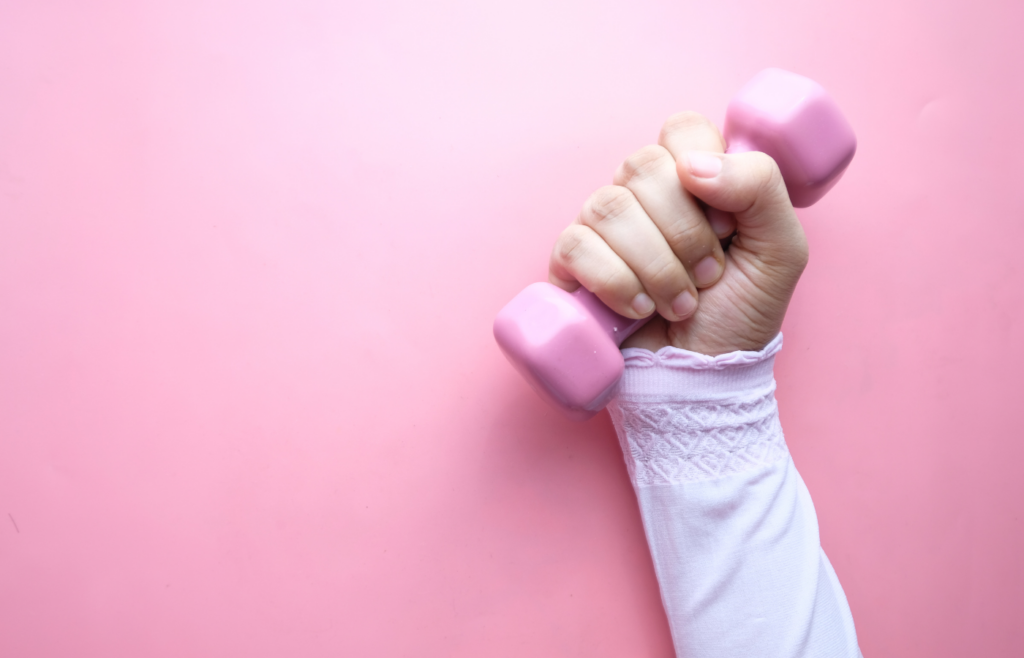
[[608, 335, 861, 658]]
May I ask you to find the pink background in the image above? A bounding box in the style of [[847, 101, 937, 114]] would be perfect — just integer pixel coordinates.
[[1, 0, 1022, 656]]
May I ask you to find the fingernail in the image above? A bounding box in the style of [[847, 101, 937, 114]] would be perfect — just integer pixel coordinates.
[[632, 293, 655, 316], [671, 290, 697, 319], [693, 256, 723, 287], [686, 151, 722, 178], [707, 208, 734, 237]]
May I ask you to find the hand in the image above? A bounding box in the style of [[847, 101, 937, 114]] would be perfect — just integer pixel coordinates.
[[548, 112, 809, 356]]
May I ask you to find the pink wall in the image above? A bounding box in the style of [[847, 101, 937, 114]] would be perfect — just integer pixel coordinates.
[[1, 0, 1022, 656]]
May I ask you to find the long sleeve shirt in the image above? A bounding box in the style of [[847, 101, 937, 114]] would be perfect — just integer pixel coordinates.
[[607, 334, 862, 657]]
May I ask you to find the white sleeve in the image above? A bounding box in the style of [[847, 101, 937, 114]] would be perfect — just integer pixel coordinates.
[[608, 334, 861, 658]]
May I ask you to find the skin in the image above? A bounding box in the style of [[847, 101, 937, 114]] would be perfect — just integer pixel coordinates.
[[548, 112, 809, 356]]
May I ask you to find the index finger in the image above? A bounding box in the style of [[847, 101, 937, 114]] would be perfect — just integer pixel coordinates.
[[658, 111, 726, 160], [659, 112, 736, 239]]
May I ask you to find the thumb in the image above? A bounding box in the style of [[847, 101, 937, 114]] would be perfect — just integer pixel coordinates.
[[677, 150, 808, 275]]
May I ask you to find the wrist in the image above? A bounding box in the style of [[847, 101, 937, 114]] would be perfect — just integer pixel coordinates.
[[621, 315, 782, 357]]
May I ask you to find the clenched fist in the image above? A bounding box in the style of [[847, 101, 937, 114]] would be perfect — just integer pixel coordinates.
[[548, 111, 809, 356]]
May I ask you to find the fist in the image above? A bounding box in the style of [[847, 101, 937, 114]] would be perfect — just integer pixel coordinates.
[[548, 112, 809, 356]]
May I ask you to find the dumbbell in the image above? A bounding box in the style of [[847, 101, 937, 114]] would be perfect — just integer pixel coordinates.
[[493, 68, 857, 420]]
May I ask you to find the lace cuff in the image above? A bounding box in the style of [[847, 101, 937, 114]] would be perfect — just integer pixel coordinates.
[[608, 334, 788, 488]]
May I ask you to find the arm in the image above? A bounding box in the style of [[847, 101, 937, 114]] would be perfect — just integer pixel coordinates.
[[549, 113, 860, 656], [609, 337, 860, 656]]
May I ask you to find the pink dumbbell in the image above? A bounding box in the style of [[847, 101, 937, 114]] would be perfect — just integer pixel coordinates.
[[494, 68, 857, 420]]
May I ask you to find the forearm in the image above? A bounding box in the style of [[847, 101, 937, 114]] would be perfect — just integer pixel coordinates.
[[609, 335, 860, 657]]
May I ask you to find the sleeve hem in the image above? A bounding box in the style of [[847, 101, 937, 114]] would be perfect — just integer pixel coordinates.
[[617, 333, 782, 402]]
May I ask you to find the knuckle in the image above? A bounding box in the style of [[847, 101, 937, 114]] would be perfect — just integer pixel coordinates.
[[553, 224, 589, 268], [641, 256, 686, 292], [594, 269, 633, 299], [615, 145, 672, 186], [750, 151, 786, 198], [581, 185, 635, 225], [660, 111, 718, 142], [664, 221, 714, 259]]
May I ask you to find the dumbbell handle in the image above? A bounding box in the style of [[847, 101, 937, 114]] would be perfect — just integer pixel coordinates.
[[566, 287, 645, 345]]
